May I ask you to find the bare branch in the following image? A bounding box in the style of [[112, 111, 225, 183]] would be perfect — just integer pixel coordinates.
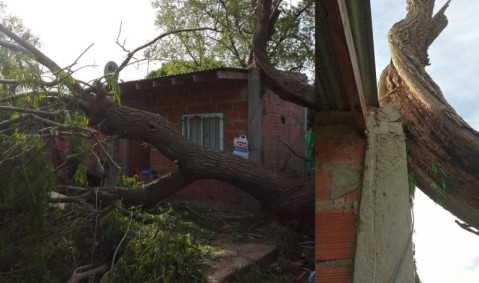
[[0, 105, 62, 117], [92, 133, 122, 171], [115, 27, 219, 74], [66, 264, 109, 283], [55, 43, 95, 77], [0, 39, 29, 53], [0, 91, 62, 103], [0, 22, 84, 95], [49, 196, 83, 204], [279, 138, 313, 162], [0, 78, 17, 85], [111, 212, 133, 267], [0, 114, 27, 129], [455, 220, 479, 237]]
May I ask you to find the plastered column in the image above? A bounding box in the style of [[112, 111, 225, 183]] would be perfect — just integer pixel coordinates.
[[353, 104, 415, 282]]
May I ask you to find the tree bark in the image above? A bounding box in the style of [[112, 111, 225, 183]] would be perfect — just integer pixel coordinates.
[[379, 0, 479, 230], [87, 96, 313, 221], [0, 1, 314, 224]]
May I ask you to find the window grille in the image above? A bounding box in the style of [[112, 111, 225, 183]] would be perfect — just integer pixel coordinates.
[[181, 113, 224, 150]]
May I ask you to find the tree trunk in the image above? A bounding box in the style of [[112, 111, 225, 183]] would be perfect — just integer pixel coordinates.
[[0, 0, 314, 224], [379, 0, 479, 230], [86, 96, 313, 221]]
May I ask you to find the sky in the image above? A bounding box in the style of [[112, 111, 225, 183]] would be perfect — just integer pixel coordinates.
[[371, 1, 479, 282], [2, 0, 160, 83], [1, 0, 479, 282]]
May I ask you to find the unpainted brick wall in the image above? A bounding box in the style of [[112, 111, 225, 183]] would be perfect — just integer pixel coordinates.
[[314, 116, 366, 283], [261, 90, 306, 178], [118, 80, 306, 210], [119, 80, 250, 204]]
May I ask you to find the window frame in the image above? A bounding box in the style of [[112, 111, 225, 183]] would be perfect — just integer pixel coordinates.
[[181, 112, 224, 151]]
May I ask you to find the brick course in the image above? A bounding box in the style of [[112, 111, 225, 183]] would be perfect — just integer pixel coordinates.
[[117, 72, 306, 210], [315, 113, 366, 282]]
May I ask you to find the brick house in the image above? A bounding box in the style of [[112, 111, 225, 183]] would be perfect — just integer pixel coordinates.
[[313, 1, 415, 282], [116, 67, 310, 210]]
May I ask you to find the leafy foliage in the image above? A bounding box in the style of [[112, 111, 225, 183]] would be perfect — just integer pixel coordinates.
[[0, 208, 90, 283], [426, 162, 447, 205], [150, 0, 314, 74], [100, 204, 218, 283], [147, 57, 223, 77], [0, 133, 52, 231]]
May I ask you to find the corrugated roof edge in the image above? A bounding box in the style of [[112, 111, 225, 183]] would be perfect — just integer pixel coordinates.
[[120, 67, 249, 85]]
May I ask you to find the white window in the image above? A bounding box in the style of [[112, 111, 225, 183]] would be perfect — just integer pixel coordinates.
[[181, 113, 224, 150]]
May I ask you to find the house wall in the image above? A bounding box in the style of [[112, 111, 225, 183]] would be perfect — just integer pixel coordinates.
[[119, 79, 260, 210], [315, 105, 415, 282], [121, 80, 249, 171], [315, 112, 366, 282], [117, 74, 306, 211], [261, 90, 306, 179]]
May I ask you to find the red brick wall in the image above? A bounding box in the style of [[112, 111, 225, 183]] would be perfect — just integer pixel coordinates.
[[261, 90, 306, 177], [118, 78, 306, 210], [315, 114, 366, 283], [119, 80, 252, 205]]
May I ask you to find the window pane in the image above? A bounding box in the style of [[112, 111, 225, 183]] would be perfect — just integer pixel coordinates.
[[181, 113, 223, 150], [188, 116, 202, 145], [203, 116, 220, 150]]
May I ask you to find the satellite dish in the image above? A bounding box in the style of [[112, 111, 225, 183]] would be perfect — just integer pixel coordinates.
[[143, 48, 151, 58], [104, 61, 118, 76]]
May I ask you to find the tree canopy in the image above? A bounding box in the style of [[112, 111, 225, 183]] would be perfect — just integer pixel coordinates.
[[150, 0, 314, 74], [0, 0, 315, 281]]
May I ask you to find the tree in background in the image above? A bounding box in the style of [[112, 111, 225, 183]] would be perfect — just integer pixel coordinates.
[[0, 0, 314, 280], [146, 57, 223, 77], [150, 0, 314, 74]]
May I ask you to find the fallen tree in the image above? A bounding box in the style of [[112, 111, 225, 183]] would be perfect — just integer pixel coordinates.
[[0, 0, 313, 223]]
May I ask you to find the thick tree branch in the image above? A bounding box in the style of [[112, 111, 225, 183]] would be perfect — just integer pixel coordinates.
[[83, 169, 197, 209], [252, 0, 315, 109], [382, 0, 479, 230], [0, 14, 314, 223], [0, 39, 29, 53], [85, 96, 312, 219], [0, 23, 84, 96]]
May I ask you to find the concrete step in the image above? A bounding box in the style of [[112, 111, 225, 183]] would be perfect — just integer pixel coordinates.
[[206, 239, 278, 283]]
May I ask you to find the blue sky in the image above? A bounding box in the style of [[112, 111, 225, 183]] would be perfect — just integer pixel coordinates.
[[2, 0, 479, 282], [371, 1, 479, 282]]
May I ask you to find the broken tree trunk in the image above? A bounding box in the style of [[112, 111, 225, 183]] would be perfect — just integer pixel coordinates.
[[0, 0, 314, 223], [86, 96, 313, 221], [379, 0, 479, 230]]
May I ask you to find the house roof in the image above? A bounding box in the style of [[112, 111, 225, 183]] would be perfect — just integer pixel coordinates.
[[119, 67, 250, 93], [316, 0, 378, 131]]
